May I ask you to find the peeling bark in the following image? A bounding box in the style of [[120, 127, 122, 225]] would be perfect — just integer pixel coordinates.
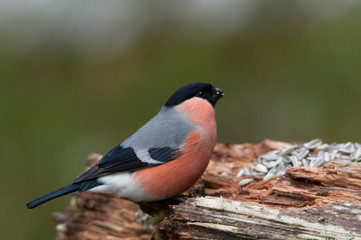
[[53, 140, 361, 240], [157, 197, 361, 240]]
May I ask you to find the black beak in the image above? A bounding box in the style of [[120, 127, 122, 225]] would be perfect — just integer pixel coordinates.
[[211, 87, 224, 106], [215, 87, 224, 97]]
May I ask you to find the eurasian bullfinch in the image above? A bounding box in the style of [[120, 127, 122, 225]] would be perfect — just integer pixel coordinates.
[[27, 82, 223, 209]]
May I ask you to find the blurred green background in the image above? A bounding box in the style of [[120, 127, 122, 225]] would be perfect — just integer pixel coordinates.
[[1, 0, 361, 239]]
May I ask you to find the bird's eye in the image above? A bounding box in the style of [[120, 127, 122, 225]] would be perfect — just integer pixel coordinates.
[[196, 91, 205, 97]]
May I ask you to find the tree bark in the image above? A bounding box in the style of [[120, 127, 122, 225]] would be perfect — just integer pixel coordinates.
[[53, 140, 361, 240]]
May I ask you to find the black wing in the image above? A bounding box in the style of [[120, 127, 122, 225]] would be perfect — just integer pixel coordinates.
[[73, 145, 179, 183]]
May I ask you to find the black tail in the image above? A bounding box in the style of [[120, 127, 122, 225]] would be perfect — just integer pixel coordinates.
[[27, 179, 101, 209], [26, 183, 80, 209]]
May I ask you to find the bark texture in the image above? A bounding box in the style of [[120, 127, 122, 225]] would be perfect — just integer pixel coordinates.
[[53, 140, 361, 240]]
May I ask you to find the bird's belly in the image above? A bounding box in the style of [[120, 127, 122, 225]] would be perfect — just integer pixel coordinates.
[[90, 172, 150, 202]]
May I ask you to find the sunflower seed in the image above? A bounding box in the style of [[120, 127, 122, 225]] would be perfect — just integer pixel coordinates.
[[294, 160, 302, 167], [304, 138, 322, 149], [324, 152, 330, 162], [276, 162, 287, 175], [236, 169, 245, 178], [277, 168, 287, 176], [279, 145, 299, 156], [350, 144, 355, 153], [251, 170, 266, 176], [254, 164, 268, 173], [310, 158, 317, 167], [330, 150, 339, 160], [318, 151, 325, 159], [263, 167, 277, 181], [262, 160, 277, 169], [353, 147, 361, 160], [290, 155, 298, 166], [297, 148, 310, 160], [314, 158, 326, 167], [344, 142, 355, 152], [338, 148, 352, 154], [220, 172, 229, 177], [238, 178, 254, 187], [291, 155, 302, 167], [252, 173, 265, 177], [318, 143, 330, 150], [283, 156, 291, 163], [242, 167, 251, 176], [263, 157, 283, 169], [260, 150, 280, 161], [307, 155, 317, 161], [302, 159, 310, 167], [310, 151, 326, 167]]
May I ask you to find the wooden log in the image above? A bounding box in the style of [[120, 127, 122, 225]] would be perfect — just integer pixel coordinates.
[[155, 196, 361, 240], [53, 140, 361, 239]]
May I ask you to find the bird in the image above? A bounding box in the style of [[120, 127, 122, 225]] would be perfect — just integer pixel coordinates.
[[27, 82, 224, 209]]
